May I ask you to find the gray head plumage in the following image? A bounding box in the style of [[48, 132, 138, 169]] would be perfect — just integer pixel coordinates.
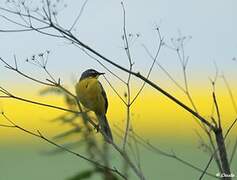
[[79, 69, 104, 81]]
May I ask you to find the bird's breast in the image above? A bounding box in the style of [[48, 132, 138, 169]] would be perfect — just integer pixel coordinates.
[[75, 78, 105, 114]]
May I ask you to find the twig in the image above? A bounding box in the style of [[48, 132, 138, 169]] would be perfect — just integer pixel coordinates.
[[45, 0, 52, 21], [224, 118, 237, 139], [198, 154, 216, 180], [69, 0, 89, 31], [114, 125, 217, 178], [0, 53, 144, 179], [211, 78, 221, 129], [33, 12, 215, 130], [121, 2, 133, 151], [0, 90, 81, 115], [130, 27, 163, 106], [102, 75, 127, 105], [0, 124, 15, 128], [0, 4, 226, 179], [179, 51, 223, 173], [137, 132, 217, 178], [0, 57, 53, 86], [0, 54, 143, 179], [0, 14, 29, 28], [0, 7, 49, 25], [143, 45, 185, 92], [199, 117, 236, 179], [229, 137, 237, 165], [74, 45, 127, 84], [222, 75, 237, 115], [131, 128, 142, 173], [0, 112, 127, 180], [213, 92, 221, 128]]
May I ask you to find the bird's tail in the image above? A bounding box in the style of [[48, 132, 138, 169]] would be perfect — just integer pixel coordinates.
[[98, 115, 113, 143]]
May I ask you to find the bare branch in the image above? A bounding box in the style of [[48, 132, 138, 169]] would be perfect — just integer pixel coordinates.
[[199, 154, 216, 180], [1, 3, 230, 179], [143, 45, 186, 92], [0, 112, 127, 180], [0, 124, 15, 128], [0, 28, 42, 32], [0, 53, 144, 179], [69, 0, 89, 31], [131, 129, 218, 179], [45, 0, 52, 21], [130, 27, 163, 105], [222, 75, 237, 115], [229, 137, 237, 165], [0, 14, 29, 27], [73, 44, 127, 84], [121, 1, 133, 151], [0, 57, 53, 86], [102, 75, 127, 105], [0, 7, 49, 25], [0, 89, 81, 115], [50, 18, 215, 130], [224, 118, 237, 139], [199, 118, 236, 179], [213, 91, 221, 128], [114, 124, 217, 178]]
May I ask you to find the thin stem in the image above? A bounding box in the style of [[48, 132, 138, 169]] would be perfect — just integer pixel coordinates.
[[0, 57, 53, 86], [0, 14, 29, 28], [0, 113, 127, 180], [224, 118, 237, 139], [0, 124, 15, 127], [49, 18, 216, 130], [133, 129, 218, 179], [165, 40, 223, 172], [213, 92, 221, 128], [102, 75, 127, 105], [69, 0, 89, 31], [229, 138, 237, 165], [130, 28, 163, 106], [4, 93, 81, 114], [45, 0, 52, 21], [73, 44, 127, 84], [1, 55, 142, 177], [199, 118, 236, 180], [114, 124, 217, 178], [222, 75, 237, 115], [199, 154, 216, 180], [0, 7, 49, 25], [121, 2, 133, 152]]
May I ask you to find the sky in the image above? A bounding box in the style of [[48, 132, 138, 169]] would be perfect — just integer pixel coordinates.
[[0, 0, 236, 82]]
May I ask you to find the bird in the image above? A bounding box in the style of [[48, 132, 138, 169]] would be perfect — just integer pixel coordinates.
[[75, 69, 113, 143]]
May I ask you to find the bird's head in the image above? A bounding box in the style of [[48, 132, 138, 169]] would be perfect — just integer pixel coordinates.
[[79, 69, 105, 81]]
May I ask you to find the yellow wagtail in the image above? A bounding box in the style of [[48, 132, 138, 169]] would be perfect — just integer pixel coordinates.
[[75, 69, 113, 142]]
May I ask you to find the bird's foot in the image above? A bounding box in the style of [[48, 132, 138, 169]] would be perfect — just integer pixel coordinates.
[[94, 124, 100, 133]]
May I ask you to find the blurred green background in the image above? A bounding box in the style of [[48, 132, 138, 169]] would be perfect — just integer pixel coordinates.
[[1, 140, 236, 179]]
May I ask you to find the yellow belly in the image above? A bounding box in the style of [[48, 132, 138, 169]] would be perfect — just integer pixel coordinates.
[[75, 78, 106, 115]]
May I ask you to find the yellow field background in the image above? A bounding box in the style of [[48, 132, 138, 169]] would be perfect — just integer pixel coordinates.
[[1, 82, 236, 144]]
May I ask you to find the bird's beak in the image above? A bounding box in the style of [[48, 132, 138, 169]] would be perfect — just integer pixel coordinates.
[[98, 72, 105, 75]]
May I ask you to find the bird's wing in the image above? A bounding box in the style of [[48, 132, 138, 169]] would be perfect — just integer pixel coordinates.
[[99, 82, 108, 113]]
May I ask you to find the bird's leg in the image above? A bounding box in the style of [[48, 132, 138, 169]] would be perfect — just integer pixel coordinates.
[[94, 120, 101, 133], [94, 124, 100, 133], [94, 119, 102, 133]]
